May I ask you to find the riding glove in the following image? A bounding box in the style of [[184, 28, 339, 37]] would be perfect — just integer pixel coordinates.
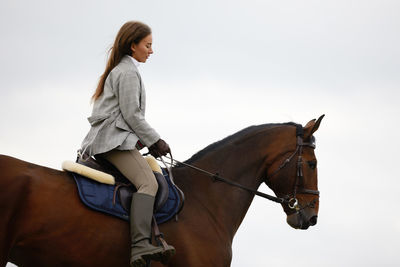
[[149, 139, 171, 158]]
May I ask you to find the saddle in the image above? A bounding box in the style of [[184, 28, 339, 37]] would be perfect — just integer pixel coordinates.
[[64, 152, 184, 223]]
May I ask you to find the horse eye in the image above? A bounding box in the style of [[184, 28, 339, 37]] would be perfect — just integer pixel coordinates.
[[307, 160, 317, 170]]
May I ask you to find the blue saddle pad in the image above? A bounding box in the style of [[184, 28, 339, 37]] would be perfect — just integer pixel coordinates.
[[72, 169, 180, 224]]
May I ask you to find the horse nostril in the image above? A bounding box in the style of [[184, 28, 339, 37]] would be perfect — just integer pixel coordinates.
[[309, 216, 318, 226]]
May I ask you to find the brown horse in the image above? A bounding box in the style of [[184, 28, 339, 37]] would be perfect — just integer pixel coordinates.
[[0, 116, 323, 267]]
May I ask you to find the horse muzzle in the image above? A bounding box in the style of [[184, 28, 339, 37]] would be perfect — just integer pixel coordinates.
[[286, 209, 318, 230]]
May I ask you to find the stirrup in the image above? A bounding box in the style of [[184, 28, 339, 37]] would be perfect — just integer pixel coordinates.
[[152, 216, 169, 250], [152, 216, 175, 264]]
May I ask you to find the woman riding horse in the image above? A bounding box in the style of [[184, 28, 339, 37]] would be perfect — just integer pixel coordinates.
[[0, 115, 323, 266]]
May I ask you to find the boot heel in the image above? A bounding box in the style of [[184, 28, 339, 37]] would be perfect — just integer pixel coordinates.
[[130, 256, 147, 267], [160, 246, 176, 264]]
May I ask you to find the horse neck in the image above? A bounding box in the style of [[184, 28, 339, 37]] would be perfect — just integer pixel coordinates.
[[173, 126, 285, 240]]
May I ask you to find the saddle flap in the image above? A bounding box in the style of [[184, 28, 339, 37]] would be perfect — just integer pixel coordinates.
[[119, 186, 134, 211], [118, 172, 169, 212], [154, 172, 169, 212]]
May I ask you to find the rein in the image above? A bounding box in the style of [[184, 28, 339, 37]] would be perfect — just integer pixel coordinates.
[[156, 124, 319, 210], [161, 155, 287, 204]]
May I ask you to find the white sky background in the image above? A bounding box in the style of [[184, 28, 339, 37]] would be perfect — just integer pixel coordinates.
[[1, 0, 399, 266]]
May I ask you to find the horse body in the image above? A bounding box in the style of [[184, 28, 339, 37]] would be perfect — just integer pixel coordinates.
[[1, 117, 323, 267]]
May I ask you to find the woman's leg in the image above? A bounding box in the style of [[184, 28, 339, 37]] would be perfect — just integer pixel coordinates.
[[101, 149, 175, 267], [101, 149, 158, 196]]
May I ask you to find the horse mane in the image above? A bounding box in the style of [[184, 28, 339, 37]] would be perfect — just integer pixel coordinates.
[[181, 122, 298, 166]]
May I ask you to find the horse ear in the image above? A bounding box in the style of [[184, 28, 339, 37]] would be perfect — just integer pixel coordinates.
[[304, 114, 325, 139]]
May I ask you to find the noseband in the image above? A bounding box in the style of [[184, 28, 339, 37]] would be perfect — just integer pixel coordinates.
[[266, 124, 320, 211]]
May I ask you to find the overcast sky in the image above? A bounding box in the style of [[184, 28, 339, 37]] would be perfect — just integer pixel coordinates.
[[1, 1, 400, 266]]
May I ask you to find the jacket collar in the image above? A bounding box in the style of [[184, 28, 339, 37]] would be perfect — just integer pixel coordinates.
[[120, 55, 139, 72], [128, 56, 140, 68]]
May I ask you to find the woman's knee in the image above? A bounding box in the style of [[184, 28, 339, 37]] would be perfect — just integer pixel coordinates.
[[137, 176, 158, 196]]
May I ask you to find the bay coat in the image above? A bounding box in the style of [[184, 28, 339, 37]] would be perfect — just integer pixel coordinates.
[[81, 56, 160, 157]]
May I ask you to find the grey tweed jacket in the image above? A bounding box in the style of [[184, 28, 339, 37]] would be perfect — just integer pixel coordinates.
[[81, 56, 160, 157]]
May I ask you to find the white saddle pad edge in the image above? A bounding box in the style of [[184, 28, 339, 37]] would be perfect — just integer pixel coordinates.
[[62, 160, 116, 185]]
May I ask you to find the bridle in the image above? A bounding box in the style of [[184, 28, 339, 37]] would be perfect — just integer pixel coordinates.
[[265, 124, 320, 211], [157, 124, 319, 211]]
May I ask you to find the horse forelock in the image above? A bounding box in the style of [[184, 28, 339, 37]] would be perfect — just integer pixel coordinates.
[[181, 122, 299, 166]]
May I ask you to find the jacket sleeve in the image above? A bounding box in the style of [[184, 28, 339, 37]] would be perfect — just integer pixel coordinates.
[[117, 71, 160, 147]]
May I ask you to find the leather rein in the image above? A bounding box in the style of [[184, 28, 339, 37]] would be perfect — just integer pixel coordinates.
[[158, 124, 319, 210]]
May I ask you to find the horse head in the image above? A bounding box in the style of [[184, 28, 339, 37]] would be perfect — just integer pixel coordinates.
[[265, 115, 324, 230]]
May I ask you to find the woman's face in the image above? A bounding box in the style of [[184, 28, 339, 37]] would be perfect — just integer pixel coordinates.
[[131, 34, 153, 63]]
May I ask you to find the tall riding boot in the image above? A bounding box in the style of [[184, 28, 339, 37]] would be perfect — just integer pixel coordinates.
[[130, 193, 175, 267]]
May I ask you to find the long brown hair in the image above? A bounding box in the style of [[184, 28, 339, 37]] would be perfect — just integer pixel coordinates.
[[92, 21, 152, 101]]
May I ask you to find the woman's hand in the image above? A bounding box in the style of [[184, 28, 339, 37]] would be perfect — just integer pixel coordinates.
[[149, 139, 171, 158]]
